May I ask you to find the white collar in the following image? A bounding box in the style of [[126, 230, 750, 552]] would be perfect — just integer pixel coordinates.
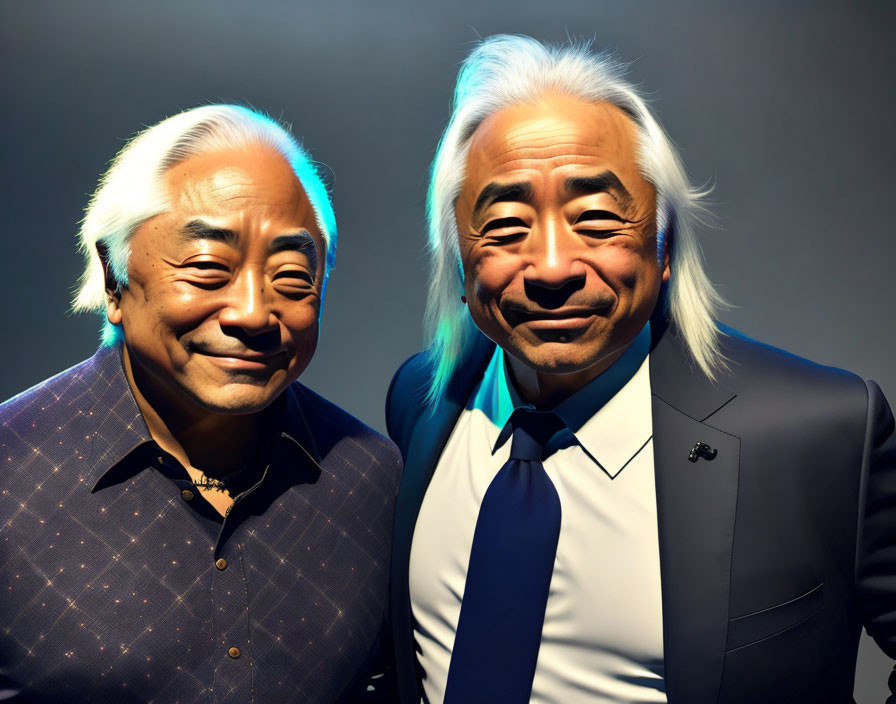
[[563, 353, 652, 478], [469, 331, 653, 479]]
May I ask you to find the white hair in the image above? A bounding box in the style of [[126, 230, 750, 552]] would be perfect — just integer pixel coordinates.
[[72, 104, 337, 344], [424, 34, 726, 403]]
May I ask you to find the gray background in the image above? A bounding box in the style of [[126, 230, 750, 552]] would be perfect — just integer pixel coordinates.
[[1, 0, 894, 698]]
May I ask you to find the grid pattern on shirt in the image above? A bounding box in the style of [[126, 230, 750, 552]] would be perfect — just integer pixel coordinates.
[[0, 346, 401, 703]]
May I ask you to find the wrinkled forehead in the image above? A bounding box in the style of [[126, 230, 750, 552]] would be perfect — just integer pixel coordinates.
[[462, 96, 652, 199], [163, 146, 322, 239]]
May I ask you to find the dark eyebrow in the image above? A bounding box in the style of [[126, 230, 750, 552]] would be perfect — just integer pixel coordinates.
[[565, 171, 633, 210], [269, 232, 318, 271], [269, 232, 315, 255], [471, 181, 535, 220], [179, 219, 238, 244], [179, 222, 317, 265]]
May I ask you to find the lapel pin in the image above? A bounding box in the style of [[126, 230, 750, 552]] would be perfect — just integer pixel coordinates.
[[688, 442, 717, 462]]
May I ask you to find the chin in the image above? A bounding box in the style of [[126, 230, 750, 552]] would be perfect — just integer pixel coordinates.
[[510, 344, 604, 376], [188, 384, 284, 416]]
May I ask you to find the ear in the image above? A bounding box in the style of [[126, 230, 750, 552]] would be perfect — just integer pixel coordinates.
[[658, 222, 672, 284], [661, 242, 671, 283], [96, 242, 123, 326]]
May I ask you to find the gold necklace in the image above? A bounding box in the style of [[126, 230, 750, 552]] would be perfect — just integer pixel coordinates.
[[194, 474, 229, 492], [193, 465, 256, 494]]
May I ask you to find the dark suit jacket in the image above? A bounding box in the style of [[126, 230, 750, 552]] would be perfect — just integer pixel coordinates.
[[385, 323, 896, 704]]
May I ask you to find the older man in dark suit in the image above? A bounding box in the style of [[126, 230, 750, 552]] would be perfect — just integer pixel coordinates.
[[0, 105, 401, 702], [386, 36, 896, 703]]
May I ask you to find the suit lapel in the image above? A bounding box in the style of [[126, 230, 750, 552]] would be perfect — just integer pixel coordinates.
[[393, 332, 496, 570], [650, 327, 740, 704], [391, 332, 495, 703]]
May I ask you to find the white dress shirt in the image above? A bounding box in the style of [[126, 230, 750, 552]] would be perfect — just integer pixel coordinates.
[[409, 326, 667, 703]]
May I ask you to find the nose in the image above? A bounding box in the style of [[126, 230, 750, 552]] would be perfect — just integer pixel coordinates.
[[217, 269, 278, 334], [521, 215, 586, 290]]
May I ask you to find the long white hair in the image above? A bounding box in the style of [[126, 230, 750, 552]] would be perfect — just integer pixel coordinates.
[[424, 34, 725, 403], [72, 104, 337, 344]]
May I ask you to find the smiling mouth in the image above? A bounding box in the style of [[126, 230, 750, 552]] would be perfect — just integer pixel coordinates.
[[194, 349, 288, 372], [501, 305, 608, 343], [503, 305, 605, 328]]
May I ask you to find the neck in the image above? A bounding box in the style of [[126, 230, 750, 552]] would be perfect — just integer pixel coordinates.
[[122, 345, 262, 477], [507, 347, 626, 409], [506, 324, 652, 409]]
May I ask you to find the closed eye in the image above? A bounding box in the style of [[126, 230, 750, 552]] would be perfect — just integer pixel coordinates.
[[185, 260, 229, 271], [272, 269, 316, 299], [480, 216, 528, 235], [574, 209, 630, 238], [575, 209, 625, 224], [273, 269, 314, 285], [179, 260, 231, 289]]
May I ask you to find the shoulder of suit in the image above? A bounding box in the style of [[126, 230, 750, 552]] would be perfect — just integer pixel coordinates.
[[715, 324, 869, 407], [289, 381, 402, 470], [385, 351, 432, 453]]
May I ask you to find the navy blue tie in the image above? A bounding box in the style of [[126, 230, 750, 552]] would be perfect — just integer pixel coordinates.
[[443, 409, 565, 704]]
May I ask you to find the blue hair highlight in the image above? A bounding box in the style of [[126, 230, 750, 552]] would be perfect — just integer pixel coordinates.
[[656, 226, 667, 268], [101, 319, 124, 346]]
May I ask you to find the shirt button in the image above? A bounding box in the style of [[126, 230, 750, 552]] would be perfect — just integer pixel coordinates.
[[228, 646, 241, 659], [157, 456, 165, 466], [181, 489, 194, 501], [215, 558, 227, 571]]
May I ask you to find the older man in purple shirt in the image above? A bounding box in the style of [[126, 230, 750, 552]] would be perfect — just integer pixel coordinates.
[[0, 105, 400, 703]]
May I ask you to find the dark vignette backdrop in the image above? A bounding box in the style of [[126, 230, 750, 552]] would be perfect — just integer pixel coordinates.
[[2, 1, 894, 698]]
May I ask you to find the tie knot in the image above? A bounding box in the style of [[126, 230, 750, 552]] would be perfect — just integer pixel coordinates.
[[507, 409, 565, 461]]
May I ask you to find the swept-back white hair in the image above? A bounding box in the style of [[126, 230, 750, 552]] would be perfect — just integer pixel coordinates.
[[424, 34, 725, 403], [72, 104, 337, 345]]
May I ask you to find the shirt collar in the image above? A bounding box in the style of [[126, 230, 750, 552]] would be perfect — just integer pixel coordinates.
[[84, 344, 153, 488], [473, 324, 653, 478], [87, 344, 321, 492], [564, 350, 652, 478]]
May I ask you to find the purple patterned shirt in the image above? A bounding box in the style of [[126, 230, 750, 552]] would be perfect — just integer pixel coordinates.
[[0, 345, 401, 703]]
